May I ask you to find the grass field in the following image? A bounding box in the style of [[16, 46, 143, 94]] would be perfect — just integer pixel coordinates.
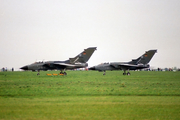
[[0, 70, 180, 119]]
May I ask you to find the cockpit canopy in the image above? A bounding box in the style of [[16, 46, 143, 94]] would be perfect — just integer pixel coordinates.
[[32, 60, 48, 64]]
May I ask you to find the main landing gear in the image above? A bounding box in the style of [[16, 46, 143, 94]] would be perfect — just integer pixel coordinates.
[[60, 70, 67, 75], [123, 70, 131, 75], [60, 71, 67, 75], [123, 72, 130, 75]]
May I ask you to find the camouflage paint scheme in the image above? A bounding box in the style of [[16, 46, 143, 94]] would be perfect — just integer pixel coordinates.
[[20, 47, 97, 72], [89, 50, 157, 75]]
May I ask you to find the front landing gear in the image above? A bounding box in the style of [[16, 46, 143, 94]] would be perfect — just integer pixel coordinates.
[[37, 70, 40, 75], [103, 71, 106, 75]]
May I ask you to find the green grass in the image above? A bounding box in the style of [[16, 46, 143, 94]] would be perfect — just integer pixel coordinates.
[[0, 71, 180, 119]]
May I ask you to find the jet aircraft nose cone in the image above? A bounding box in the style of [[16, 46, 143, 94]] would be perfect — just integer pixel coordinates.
[[89, 66, 95, 70], [20, 66, 28, 70]]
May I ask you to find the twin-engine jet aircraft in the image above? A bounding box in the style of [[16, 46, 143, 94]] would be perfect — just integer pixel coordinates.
[[20, 47, 97, 75], [89, 50, 157, 75]]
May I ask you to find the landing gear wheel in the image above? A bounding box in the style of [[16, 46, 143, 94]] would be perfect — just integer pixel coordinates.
[[64, 72, 67, 75], [103, 71, 106, 75], [127, 72, 130, 75], [123, 73, 126, 75], [37, 70, 40, 75]]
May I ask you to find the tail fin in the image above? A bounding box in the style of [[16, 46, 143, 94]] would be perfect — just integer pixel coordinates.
[[128, 50, 157, 65], [139, 50, 157, 64], [69, 47, 97, 63]]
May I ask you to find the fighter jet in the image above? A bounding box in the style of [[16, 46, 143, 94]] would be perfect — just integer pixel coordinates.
[[89, 50, 157, 75], [20, 47, 97, 75]]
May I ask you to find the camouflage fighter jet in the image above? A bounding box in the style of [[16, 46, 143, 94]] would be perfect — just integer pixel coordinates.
[[89, 50, 157, 75], [20, 47, 97, 75]]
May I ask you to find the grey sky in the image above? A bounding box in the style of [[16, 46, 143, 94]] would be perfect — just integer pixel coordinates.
[[0, 0, 180, 70]]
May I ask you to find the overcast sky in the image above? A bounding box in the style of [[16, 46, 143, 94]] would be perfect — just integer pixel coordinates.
[[0, 0, 180, 70]]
